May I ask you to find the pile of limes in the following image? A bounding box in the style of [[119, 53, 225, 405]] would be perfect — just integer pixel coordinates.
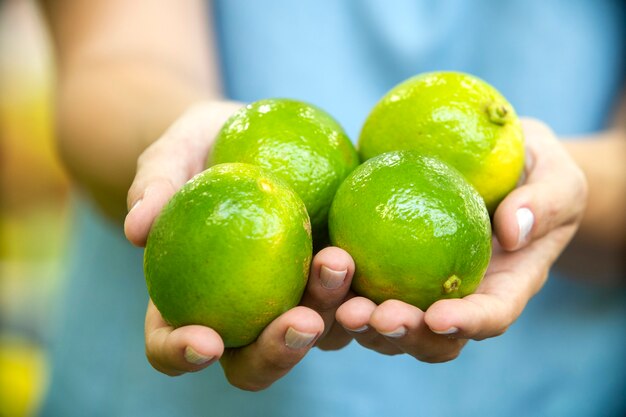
[[144, 71, 525, 346], [145, 99, 358, 348]]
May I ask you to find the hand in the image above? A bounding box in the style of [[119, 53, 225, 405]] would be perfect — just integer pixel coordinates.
[[124, 101, 356, 391], [334, 118, 588, 362]]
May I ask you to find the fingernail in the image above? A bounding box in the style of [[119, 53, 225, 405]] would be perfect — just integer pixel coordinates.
[[432, 326, 459, 335], [184, 346, 213, 365], [516, 207, 534, 247], [320, 266, 347, 290], [285, 327, 317, 350], [344, 324, 369, 333], [128, 198, 142, 214], [381, 326, 407, 338]]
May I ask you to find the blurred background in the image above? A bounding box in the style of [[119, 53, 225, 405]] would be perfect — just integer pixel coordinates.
[[1, 1, 69, 416]]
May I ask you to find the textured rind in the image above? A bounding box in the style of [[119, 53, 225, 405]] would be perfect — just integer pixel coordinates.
[[329, 151, 492, 310], [358, 71, 524, 213], [208, 98, 359, 241], [144, 163, 312, 348]]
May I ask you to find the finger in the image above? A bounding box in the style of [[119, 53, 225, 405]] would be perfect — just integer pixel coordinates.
[[123, 126, 207, 247], [336, 296, 401, 355], [124, 101, 242, 247], [424, 292, 515, 342], [494, 118, 587, 251], [315, 319, 353, 351], [144, 300, 224, 376], [219, 306, 323, 392], [300, 246, 355, 337], [369, 300, 466, 363], [125, 175, 183, 247], [424, 238, 555, 340]]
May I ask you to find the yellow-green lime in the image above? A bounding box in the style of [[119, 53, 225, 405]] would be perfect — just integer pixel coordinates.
[[144, 163, 312, 348], [329, 151, 492, 310], [359, 71, 524, 213], [208, 98, 359, 244]]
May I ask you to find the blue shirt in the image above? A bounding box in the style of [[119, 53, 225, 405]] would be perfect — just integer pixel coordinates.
[[42, 2, 626, 416]]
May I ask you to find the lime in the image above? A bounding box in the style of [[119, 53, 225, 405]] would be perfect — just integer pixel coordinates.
[[144, 163, 312, 348], [329, 151, 492, 310], [358, 71, 524, 213], [207, 98, 359, 244]]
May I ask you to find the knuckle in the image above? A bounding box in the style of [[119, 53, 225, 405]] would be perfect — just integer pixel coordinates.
[[378, 299, 405, 311], [222, 364, 273, 392], [315, 338, 351, 351], [496, 325, 510, 337], [464, 299, 513, 341], [263, 352, 297, 372], [416, 338, 466, 363], [419, 349, 461, 364], [356, 336, 401, 356], [545, 203, 562, 230], [235, 381, 266, 392], [474, 325, 509, 341], [137, 144, 158, 167], [371, 345, 403, 356], [126, 185, 142, 209], [303, 290, 343, 313], [311, 298, 341, 313], [145, 353, 181, 377], [224, 373, 267, 392]]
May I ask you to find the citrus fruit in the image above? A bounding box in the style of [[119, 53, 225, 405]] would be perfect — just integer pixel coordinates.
[[329, 151, 492, 310], [358, 71, 524, 213], [144, 163, 312, 348], [207, 98, 359, 244]]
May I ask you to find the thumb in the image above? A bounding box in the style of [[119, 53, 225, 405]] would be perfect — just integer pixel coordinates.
[[124, 175, 184, 247], [123, 122, 203, 247], [493, 118, 587, 251], [124, 101, 242, 247]]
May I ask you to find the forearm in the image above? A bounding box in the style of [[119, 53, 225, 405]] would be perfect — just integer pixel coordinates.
[[43, 0, 221, 220], [56, 62, 212, 219], [557, 128, 626, 284], [564, 129, 626, 247]]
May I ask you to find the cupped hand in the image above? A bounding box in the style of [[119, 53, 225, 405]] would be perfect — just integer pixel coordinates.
[[125, 101, 356, 391], [335, 118, 588, 362]]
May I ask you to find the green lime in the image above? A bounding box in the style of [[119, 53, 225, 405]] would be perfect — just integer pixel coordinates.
[[329, 151, 492, 310], [144, 163, 312, 348], [207, 98, 359, 244], [359, 71, 524, 213]]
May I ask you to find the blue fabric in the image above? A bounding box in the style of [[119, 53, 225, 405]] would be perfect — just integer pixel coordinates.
[[41, 1, 626, 416]]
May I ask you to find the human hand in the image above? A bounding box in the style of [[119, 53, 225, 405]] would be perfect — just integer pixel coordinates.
[[141, 247, 355, 390], [334, 118, 588, 362], [124, 102, 356, 390]]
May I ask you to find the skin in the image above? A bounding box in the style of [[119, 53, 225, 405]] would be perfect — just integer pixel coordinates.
[[42, 0, 624, 390]]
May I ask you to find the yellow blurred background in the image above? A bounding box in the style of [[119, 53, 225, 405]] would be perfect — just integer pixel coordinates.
[[1, 1, 69, 416]]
